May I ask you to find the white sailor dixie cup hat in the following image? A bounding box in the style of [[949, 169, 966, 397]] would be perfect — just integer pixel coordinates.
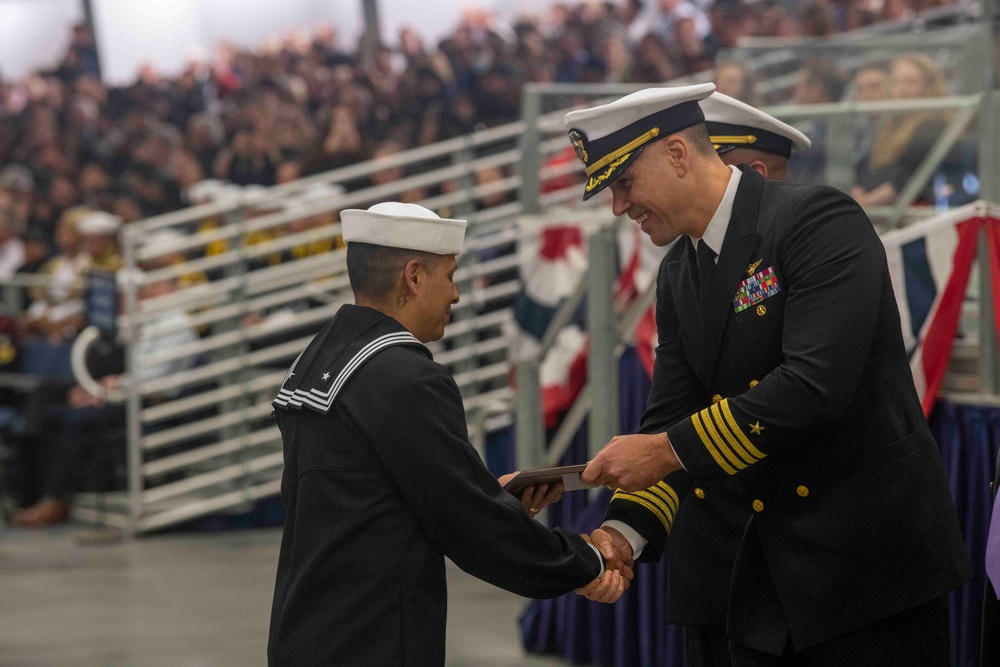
[[563, 82, 716, 201], [340, 202, 467, 255], [700, 92, 811, 158]]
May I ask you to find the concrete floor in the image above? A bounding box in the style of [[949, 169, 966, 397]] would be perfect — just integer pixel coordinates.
[[0, 524, 570, 667]]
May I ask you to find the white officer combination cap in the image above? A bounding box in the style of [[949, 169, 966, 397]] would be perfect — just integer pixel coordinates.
[[341, 202, 467, 255], [78, 211, 122, 235], [186, 178, 227, 204], [563, 82, 716, 200], [141, 229, 189, 255], [701, 92, 811, 158]]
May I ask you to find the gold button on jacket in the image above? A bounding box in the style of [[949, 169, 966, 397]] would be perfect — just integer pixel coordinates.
[[694, 488, 706, 499], [711, 394, 723, 404], [752, 499, 764, 512], [749, 379, 759, 388], [796, 485, 809, 497]]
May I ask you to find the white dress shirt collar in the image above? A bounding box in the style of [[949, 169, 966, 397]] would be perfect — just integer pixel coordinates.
[[691, 164, 741, 260]]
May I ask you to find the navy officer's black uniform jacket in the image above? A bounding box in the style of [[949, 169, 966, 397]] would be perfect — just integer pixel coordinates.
[[267, 304, 601, 666], [604, 166, 971, 653]]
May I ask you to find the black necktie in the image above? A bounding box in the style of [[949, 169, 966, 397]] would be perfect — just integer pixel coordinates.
[[697, 241, 716, 301]]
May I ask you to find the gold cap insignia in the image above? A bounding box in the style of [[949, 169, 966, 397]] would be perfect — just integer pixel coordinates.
[[569, 130, 589, 166]]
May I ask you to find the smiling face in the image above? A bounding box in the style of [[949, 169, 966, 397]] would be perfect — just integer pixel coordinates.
[[607, 143, 686, 247]]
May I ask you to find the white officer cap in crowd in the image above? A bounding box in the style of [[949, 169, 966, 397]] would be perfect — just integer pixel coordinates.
[[78, 211, 122, 236], [701, 92, 811, 158], [300, 182, 346, 204], [341, 202, 466, 255], [563, 82, 716, 200], [288, 182, 346, 215], [186, 178, 231, 204], [141, 229, 188, 255]]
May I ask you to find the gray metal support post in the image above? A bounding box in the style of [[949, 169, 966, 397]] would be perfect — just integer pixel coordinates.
[[121, 228, 142, 535], [515, 359, 544, 471], [518, 85, 543, 216], [979, 6, 1000, 394], [359, 0, 382, 69], [513, 87, 545, 469], [824, 112, 854, 194], [587, 226, 619, 461]]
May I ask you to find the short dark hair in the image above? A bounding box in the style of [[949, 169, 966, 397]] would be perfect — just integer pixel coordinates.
[[346, 242, 440, 299], [719, 148, 789, 179], [679, 123, 716, 155]]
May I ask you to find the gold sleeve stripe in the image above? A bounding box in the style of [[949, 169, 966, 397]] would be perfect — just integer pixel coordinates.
[[650, 483, 680, 514], [699, 407, 748, 471], [709, 404, 760, 466], [613, 493, 673, 534], [657, 482, 681, 510], [634, 489, 677, 518], [692, 411, 739, 476], [720, 399, 767, 460]]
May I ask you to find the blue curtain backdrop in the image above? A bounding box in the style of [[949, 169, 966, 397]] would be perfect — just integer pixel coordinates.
[[517, 347, 1000, 667]]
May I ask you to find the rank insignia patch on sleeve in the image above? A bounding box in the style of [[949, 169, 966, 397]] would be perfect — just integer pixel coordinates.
[[733, 266, 781, 313]]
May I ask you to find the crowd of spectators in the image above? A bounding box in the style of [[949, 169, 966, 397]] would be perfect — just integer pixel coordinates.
[[0, 0, 973, 272], [0, 0, 981, 526]]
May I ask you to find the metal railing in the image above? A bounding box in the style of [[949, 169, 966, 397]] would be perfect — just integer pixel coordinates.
[[512, 18, 999, 469], [67, 125, 549, 532], [3, 10, 991, 532]]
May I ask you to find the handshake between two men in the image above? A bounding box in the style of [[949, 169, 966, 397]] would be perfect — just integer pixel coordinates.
[[500, 430, 681, 604], [498, 471, 636, 604]]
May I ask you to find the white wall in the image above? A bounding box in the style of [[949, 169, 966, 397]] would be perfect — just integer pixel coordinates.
[[0, 0, 81, 80], [0, 0, 586, 85], [93, 0, 204, 84], [92, 0, 364, 84]]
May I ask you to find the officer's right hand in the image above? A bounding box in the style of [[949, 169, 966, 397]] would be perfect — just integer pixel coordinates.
[[590, 526, 634, 573]]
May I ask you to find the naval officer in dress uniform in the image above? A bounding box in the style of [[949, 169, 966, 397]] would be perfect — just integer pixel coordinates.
[[596, 93, 815, 667], [267, 202, 629, 666], [566, 84, 970, 665]]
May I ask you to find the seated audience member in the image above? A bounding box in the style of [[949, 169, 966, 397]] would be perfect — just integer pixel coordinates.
[[712, 60, 760, 105], [283, 183, 345, 262], [851, 52, 951, 207], [0, 207, 25, 282], [80, 210, 124, 272], [137, 229, 207, 288], [628, 33, 676, 83], [10, 268, 198, 527], [786, 58, 849, 185], [20, 207, 91, 343], [11, 227, 51, 308]]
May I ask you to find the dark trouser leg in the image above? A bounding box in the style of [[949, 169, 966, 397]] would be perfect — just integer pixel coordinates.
[[984, 580, 1000, 667], [20, 381, 73, 438], [686, 625, 733, 667], [799, 596, 949, 667], [43, 404, 125, 501]]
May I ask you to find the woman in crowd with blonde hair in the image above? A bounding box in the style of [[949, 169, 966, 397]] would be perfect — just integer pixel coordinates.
[[851, 52, 951, 207]]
